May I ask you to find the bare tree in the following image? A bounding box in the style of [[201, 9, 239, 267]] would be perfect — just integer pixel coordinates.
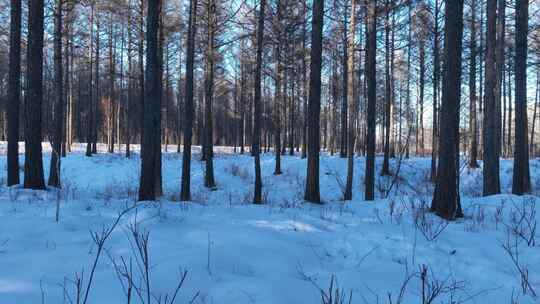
[[139, 0, 162, 201], [344, 0, 356, 201], [203, 0, 216, 189], [7, 0, 21, 186], [304, 0, 325, 203], [253, 0, 266, 204], [48, 0, 64, 187], [483, 0, 500, 196], [512, 0, 531, 194], [365, 0, 376, 201], [431, 0, 464, 220], [24, 0, 46, 190], [180, 0, 198, 201], [468, 0, 479, 168]]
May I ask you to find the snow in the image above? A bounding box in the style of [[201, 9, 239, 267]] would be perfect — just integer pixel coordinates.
[[0, 143, 539, 303]]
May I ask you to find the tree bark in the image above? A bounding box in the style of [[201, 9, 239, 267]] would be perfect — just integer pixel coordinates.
[[512, 0, 530, 194], [418, 40, 425, 156], [531, 73, 539, 157], [405, 3, 411, 159], [138, 0, 161, 201], [7, 0, 21, 186], [482, 0, 500, 196], [203, 0, 216, 189], [301, 0, 308, 159], [468, 0, 479, 168], [495, 0, 505, 159], [431, 0, 464, 220], [365, 0, 376, 201], [304, 0, 325, 203], [344, 0, 356, 200], [85, 4, 94, 157], [48, 0, 64, 187], [340, 7, 348, 159], [430, 0, 440, 180], [126, 0, 133, 158], [253, 0, 266, 204], [24, 0, 46, 189], [108, 12, 116, 154], [273, 1, 283, 175], [180, 0, 198, 201], [381, 0, 391, 176]]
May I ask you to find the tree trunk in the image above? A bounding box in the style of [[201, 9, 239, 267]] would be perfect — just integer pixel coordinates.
[[126, 0, 132, 158], [405, 3, 411, 159], [512, 0, 530, 194], [108, 12, 115, 154], [24, 0, 46, 189], [430, 0, 440, 180], [48, 0, 63, 187], [138, 0, 145, 149], [507, 68, 512, 157], [138, 0, 161, 201], [7, 0, 21, 186], [154, 11, 164, 197], [240, 60, 245, 154], [418, 42, 425, 156], [340, 9, 348, 159], [431, 0, 464, 220], [482, 0, 500, 196], [301, 0, 308, 159], [495, 0, 505, 159], [344, 0, 356, 200], [92, 13, 101, 154], [365, 0, 376, 201], [531, 73, 539, 157], [304, 0, 324, 203], [66, 21, 74, 155], [180, 0, 198, 201], [468, 0, 479, 168], [273, 1, 283, 175], [253, 0, 266, 204], [203, 0, 216, 189], [381, 0, 391, 176], [86, 4, 94, 157]]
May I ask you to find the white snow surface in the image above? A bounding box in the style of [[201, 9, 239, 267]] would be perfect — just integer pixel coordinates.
[[0, 143, 539, 303]]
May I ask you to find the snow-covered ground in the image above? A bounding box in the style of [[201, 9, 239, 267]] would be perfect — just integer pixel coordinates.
[[0, 143, 539, 304]]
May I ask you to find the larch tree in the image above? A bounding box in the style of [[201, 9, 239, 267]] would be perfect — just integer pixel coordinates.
[[512, 0, 531, 194], [7, 0, 21, 186], [304, 0, 325, 203], [483, 0, 500, 196], [126, 0, 133, 158], [430, 0, 441, 180], [301, 0, 308, 159], [495, 0, 505, 157], [86, 3, 95, 157], [381, 0, 392, 176], [468, 0, 479, 168], [344, 0, 356, 201], [253, 0, 266, 204], [180, 0, 198, 201], [365, 0, 376, 201], [532, 73, 539, 156], [48, 0, 64, 187], [138, 0, 161, 201], [340, 3, 348, 159], [203, 0, 216, 189], [273, 0, 283, 175], [92, 9, 101, 155], [431, 0, 464, 220], [24, 0, 46, 190]]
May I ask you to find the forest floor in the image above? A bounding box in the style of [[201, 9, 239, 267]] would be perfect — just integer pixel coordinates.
[[0, 143, 539, 304]]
